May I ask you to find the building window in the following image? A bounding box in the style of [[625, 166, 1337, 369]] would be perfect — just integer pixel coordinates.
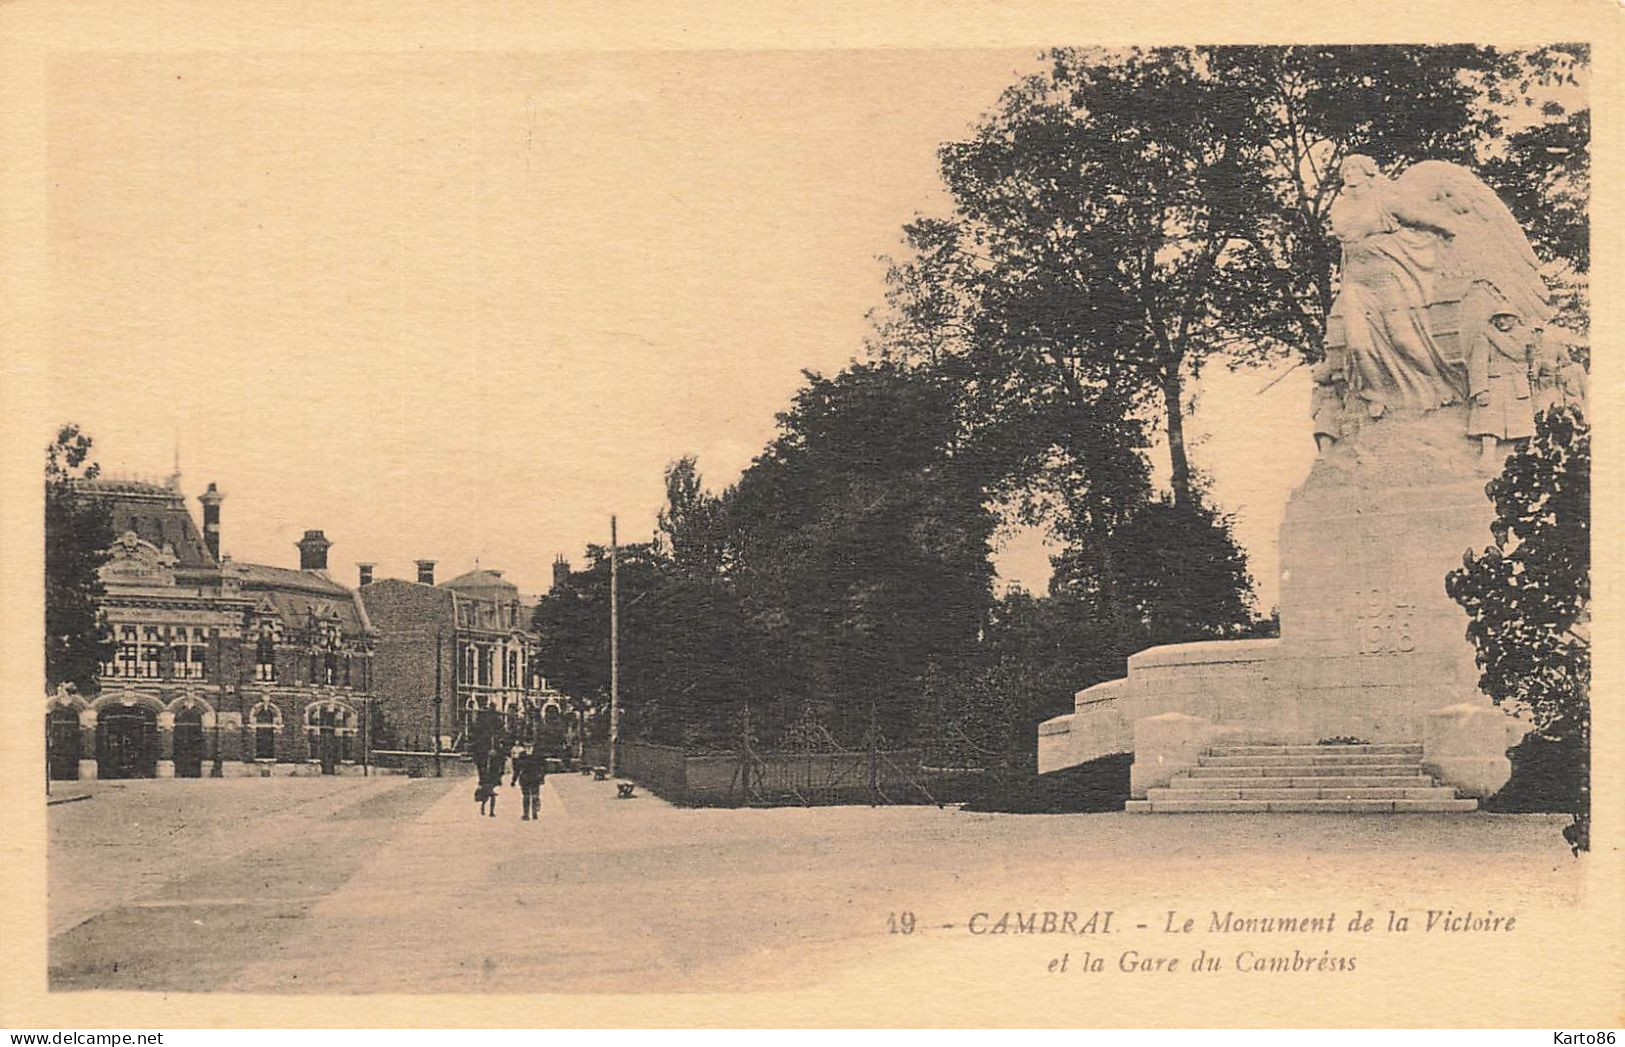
[[255, 630, 276, 682], [105, 624, 139, 679], [478, 646, 493, 688], [137, 626, 163, 679], [171, 627, 207, 680], [253, 705, 278, 760]]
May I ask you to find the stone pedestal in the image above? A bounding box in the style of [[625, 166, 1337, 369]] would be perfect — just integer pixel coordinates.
[[1423, 703, 1529, 798], [77, 759, 98, 781], [1038, 406, 1526, 797], [1130, 713, 1215, 798]]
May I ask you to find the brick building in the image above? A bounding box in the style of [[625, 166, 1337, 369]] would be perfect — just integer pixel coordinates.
[[361, 560, 548, 753], [45, 477, 378, 780]]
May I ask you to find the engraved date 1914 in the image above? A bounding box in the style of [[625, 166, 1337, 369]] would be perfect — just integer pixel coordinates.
[[1355, 588, 1416, 655]]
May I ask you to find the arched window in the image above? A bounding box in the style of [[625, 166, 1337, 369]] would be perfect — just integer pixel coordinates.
[[253, 704, 279, 760], [305, 703, 358, 763]]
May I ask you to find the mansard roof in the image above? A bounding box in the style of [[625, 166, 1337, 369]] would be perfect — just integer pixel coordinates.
[[74, 478, 214, 568], [230, 561, 374, 636]]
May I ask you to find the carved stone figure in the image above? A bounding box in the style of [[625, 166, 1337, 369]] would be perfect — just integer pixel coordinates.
[[1466, 307, 1535, 464], [1530, 326, 1588, 416], [1309, 347, 1347, 453], [1326, 155, 1549, 421]]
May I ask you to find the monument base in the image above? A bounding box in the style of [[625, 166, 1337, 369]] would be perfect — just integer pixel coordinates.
[[1038, 407, 1528, 800]]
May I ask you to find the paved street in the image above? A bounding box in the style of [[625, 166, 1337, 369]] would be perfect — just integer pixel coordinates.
[[49, 774, 1585, 996]]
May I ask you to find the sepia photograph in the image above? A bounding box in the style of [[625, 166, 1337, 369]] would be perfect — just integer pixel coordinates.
[[2, 0, 1620, 1031]]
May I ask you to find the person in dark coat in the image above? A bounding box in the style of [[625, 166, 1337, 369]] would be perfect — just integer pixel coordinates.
[[477, 744, 507, 818], [511, 745, 545, 822]]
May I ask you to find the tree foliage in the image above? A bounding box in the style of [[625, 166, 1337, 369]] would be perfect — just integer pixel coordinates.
[[1446, 406, 1589, 852], [536, 364, 999, 753], [873, 45, 1540, 517], [724, 363, 999, 745], [45, 424, 114, 695]]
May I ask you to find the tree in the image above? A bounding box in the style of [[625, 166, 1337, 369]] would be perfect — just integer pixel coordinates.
[[656, 455, 728, 579], [534, 463, 764, 751], [1062, 493, 1256, 651], [724, 362, 999, 747], [531, 539, 666, 717], [1445, 405, 1589, 852], [1203, 44, 1503, 364], [44, 424, 114, 695], [866, 44, 1586, 721], [876, 45, 1519, 514]]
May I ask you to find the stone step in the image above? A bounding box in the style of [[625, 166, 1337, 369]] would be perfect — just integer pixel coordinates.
[[1148, 786, 1460, 802], [1187, 763, 1425, 779], [1208, 743, 1422, 758], [1169, 774, 1437, 790], [1126, 798, 1478, 814], [1199, 752, 1420, 767]]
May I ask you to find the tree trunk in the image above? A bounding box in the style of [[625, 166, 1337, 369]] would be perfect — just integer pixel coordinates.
[[1162, 369, 1193, 509]]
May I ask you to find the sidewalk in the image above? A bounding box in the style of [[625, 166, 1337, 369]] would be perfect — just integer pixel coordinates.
[[544, 767, 670, 819]]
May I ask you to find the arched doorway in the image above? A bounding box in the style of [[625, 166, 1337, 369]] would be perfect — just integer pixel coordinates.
[[46, 707, 81, 780], [304, 703, 356, 774], [97, 703, 158, 779], [252, 704, 279, 761], [172, 705, 205, 778]]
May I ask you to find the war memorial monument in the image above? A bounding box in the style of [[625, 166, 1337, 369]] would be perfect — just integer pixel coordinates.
[[1037, 156, 1574, 813]]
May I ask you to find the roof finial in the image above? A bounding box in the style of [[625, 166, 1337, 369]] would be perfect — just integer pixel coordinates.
[[167, 435, 182, 491]]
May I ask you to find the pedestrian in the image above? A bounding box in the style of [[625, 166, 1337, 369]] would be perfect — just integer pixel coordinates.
[[478, 743, 506, 818], [511, 744, 545, 822]]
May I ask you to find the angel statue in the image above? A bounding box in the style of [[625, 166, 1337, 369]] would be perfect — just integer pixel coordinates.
[[1325, 154, 1549, 424]]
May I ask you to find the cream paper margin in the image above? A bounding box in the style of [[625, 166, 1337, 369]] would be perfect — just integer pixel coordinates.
[[0, 0, 1620, 1028]]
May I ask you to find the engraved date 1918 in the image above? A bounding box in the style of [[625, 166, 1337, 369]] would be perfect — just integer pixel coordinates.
[[1355, 588, 1416, 655]]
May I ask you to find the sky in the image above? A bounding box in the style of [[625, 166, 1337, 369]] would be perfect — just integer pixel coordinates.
[[45, 48, 1314, 607]]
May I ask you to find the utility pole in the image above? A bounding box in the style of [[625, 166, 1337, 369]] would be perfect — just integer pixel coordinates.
[[609, 514, 619, 778], [433, 627, 443, 778]]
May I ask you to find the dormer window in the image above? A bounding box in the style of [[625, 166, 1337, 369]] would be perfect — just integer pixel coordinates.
[[255, 628, 277, 682]]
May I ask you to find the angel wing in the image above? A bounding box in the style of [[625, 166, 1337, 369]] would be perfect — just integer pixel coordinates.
[[1393, 159, 1550, 326]]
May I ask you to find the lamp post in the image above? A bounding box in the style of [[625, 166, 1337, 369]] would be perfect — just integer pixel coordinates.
[[212, 687, 225, 778], [210, 630, 225, 778]]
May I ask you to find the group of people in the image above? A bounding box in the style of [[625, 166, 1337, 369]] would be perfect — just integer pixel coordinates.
[[474, 742, 548, 821], [1312, 310, 1587, 464]]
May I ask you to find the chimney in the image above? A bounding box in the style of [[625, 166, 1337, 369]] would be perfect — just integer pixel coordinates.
[[416, 559, 437, 585], [297, 529, 332, 572], [357, 562, 375, 587], [197, 483, 224, 561], [552, 554, 570, 591]]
